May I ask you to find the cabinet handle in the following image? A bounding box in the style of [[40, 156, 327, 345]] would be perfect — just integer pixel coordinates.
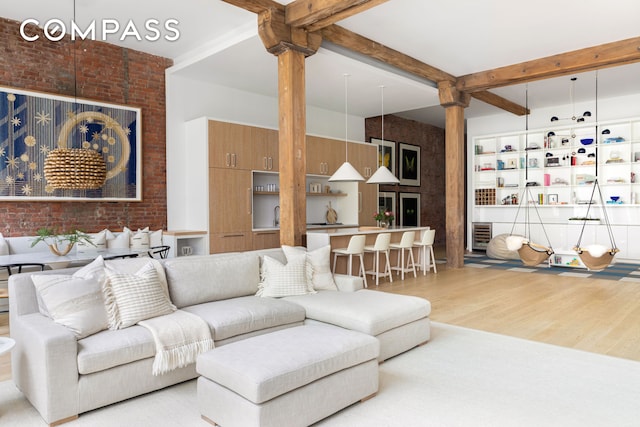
[[222, 234, 244, 238], [232, 153, 237, 168], [226, 153, 231, 167], [358, 192, 362, 213], [263, 156, 268, 170], [268, 157, 273, 170]]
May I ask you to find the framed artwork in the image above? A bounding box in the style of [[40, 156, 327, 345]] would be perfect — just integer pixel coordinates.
[[378, 192, 396, 217], [399, 192, 420, 227], [0, 86, 142, 201], [371, 138, 396, 176], [548, 194, 559, 204], [399, 143, 420, 186]]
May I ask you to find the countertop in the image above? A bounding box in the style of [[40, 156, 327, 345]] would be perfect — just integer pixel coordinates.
[[306, 225, 430, 236], [253, 223, 358, 232]]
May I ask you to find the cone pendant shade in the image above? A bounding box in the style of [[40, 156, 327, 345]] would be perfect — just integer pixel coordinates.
[[329, 161, 365, 182], [367, 165, 399, 184]]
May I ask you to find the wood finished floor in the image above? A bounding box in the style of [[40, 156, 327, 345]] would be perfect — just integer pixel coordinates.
[[1, 248, 639, 382]]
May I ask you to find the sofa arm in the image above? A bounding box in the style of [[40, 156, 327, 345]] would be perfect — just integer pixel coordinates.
[[11, 312, 80, 424], [333, 274, 364, 292]]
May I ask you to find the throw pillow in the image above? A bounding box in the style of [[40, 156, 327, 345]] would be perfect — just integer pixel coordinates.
[[149, 229, 163, 248], [282, 245, 338, 291], [256, 254, 312, 298], [35, 256, 106, 318], [76, 229, 108, 251], [125, 226, 151, 250], [103, 261, 176, 329], [107, 230, 131, 249], [0, 233, 8, 255], [32, 258, 110, 339]]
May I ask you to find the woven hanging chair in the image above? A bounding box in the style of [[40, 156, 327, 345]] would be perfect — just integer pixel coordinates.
[[44, 148, 107, 190], [518, 241, 554, 266], [573, 246, 619, 271]]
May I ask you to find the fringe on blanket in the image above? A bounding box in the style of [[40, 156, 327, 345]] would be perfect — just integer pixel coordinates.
[[152, 338, 215, 376]]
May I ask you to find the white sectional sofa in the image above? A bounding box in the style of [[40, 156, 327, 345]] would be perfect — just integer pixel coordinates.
[[9, 246, 431, 426]]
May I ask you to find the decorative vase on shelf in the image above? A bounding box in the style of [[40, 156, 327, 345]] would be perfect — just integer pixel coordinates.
[[48, 242, 74, 256], [381, 222, 389, 229]]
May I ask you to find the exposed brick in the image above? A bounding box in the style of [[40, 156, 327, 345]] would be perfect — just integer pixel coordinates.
[[365, 115, 448, 246], [0, 18, 172, 237]]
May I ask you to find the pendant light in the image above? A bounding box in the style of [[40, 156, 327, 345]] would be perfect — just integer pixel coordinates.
[[329, 74, 365, 182], [550, 77, 591, 123], [367, 85, 400, 184]]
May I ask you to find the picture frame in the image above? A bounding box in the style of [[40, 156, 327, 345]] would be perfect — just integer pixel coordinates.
[[371, 138, 396, 176], [378, 192, 396, 217], [548, 194, 559, 204], [399, 192, 420, 227], [399, 143, 420, 186], [507, 158, 518, 169], [0, 85, 142, 201]]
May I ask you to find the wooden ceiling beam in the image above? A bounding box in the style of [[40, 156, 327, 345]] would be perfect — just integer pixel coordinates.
[[222, 1, 527, 116], [321, 24, 456, 84], [458, 36, 640, 93], [221, 0, 284, 14], [471, 91, 529, 116], [286, 0, 389, 32]]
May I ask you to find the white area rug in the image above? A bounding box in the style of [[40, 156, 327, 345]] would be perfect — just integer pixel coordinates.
[[1, 322, 639, 426]]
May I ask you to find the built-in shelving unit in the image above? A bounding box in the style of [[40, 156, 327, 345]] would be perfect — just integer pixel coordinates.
[[473, 117, 640, 206]]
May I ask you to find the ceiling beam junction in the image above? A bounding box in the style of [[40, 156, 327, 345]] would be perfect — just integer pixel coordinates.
[[286, 0, 389, 32]]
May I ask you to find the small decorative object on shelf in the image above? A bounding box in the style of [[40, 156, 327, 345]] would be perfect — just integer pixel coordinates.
[[30, 227, 95, 256]]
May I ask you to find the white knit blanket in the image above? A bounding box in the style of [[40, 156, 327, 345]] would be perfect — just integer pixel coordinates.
[[138, 310, 214, 376]]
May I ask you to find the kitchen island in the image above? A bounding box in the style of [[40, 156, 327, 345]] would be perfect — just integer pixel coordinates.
[[307, 226, 431, 279]]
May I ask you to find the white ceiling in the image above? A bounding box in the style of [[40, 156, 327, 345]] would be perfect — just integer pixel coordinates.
[[3, 0, 640, 128]]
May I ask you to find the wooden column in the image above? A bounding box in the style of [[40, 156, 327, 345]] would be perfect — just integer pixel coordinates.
[[439, 81, 470, 269], [257, 7, 321, 246], [277, 49, 307, 246]]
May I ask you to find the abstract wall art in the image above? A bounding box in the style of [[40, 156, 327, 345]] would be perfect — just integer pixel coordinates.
[[0, 86, 141, 201]]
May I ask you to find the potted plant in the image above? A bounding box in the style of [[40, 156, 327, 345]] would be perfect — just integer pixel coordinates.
[[373, 210, 395, 228], [30, 227, 95, 256]]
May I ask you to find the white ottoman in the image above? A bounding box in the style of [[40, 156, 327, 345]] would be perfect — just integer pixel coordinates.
[[196, 324, 379, 427]]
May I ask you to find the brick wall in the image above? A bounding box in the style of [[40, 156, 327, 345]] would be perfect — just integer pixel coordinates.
[[0, 18, 172, 236], [365, 114, 447, 245]]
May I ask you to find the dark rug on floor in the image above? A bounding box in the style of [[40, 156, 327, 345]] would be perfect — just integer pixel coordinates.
[[464, 252, 640, 282]]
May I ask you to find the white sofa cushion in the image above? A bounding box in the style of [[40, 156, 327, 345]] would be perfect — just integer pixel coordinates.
[[163, 252, 261, 308], [103, 261, 176, 329], [196, 324, 379, 404], [284, 289, 431, 336], [77, 325, 156, 375], [257, 254, 312, 298], [183, 295, 305, 341]]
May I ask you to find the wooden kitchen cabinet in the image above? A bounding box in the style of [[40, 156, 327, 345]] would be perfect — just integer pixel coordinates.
[[349, 142, 379, 226], [253, 127, 279, 172], [306, 136, 344, 175], [209, 167, 253, 253], [208, 120, 253, 169]]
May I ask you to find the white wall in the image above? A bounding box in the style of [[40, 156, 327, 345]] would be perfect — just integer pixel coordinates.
[[165, 71, 366, 230]]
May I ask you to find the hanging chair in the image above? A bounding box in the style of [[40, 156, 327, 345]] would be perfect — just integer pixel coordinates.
[[572, 76, 619, 271], [519, 241, 555, 267], [508, 89, 554, 267], [508, 186, 555, 267], [573, 179, 619, 270]]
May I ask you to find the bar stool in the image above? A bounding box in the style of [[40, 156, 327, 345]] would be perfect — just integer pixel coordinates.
[[332, 235, 368, 288], [389, 231, 417, 280], [414, 229, 437, 275], [363, 233, 392, 286]]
